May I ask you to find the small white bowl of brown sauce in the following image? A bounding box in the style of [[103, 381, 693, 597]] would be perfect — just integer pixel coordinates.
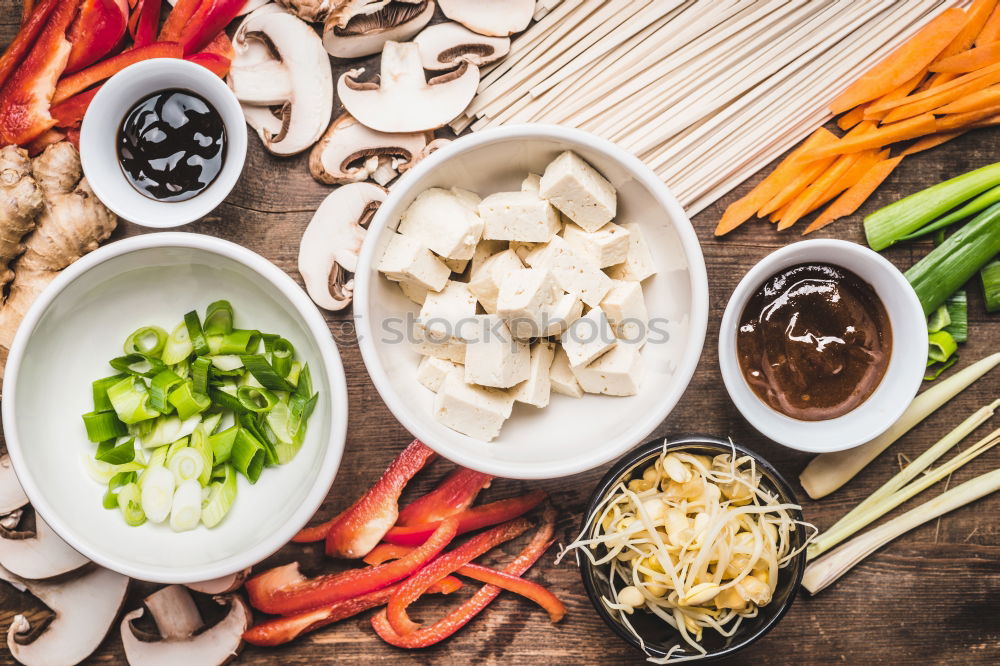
[[79, 58, 247, 228], [719, 239, 927, 453]]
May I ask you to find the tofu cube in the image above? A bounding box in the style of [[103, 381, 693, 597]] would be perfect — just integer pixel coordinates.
[[539, 151, 617, 232], [417, 356, 459, 393], [397, 279, 428, 305], [377, 233, 450, 291], [509, 240, 538, 262], [601, 280, 648, 345], [571, 344, 643, 396], [549, 345, 583, 398], [468, 249, 524, 313], [419, 280, 477, 338], [471, 239, 508, 277], [462, 315, 531, 388], [512, 341, 555, 407], [524, 236, 612, 307], [397, 188, 484, 260], [561, 306, 617, 367], [521, 173, 541, 193], [562, 222, 630, 268], [605, 223, 657, 282], [433, 369, 514, 441], [451, 187, 481, 210], [412, 326, 466, 364], [543, 291, 583, 336], [479, 191, 561, 242], [442, 256, 469, 274], [496, 268, 561, 339]]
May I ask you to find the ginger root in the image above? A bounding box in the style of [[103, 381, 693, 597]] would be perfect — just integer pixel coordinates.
[[0, 145, 44, 290], [0, 141, 117, 380]]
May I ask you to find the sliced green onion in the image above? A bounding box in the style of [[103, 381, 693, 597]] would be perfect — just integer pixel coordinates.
[[240, 412, 277, 466], [295, 364, 313, 398], [103, 471, 137, 509], [191, 356, 211, 395], [184, 310, 210, 357], [943, 291, 968, 343], [927, 306, 950, 333], [201, 464, 238, 528], [237, 386, 278, 413], [110, 353, 166, 378], [96, 437, 136, 465], [925, 356, 959, 381], [124, 326, 167, 356], [231, 428, 265, 483], [146, 445, 168, 471], [149, 369, 183, 414], [141, 466, 175, 523], [167, 447, 205, 485], [107, 377, 159, 424], [168, 381, 211, 420], [210, 355, 243, 371], [210, 386, 245, 413], [82, 410, 128, 442], [172, 358, 190, 379], [285, 361, 302, 387], [241, 354, 294, 392], [138, 414, 201, 449], [928, 331, 958, 364], [261, 333, 279, 352], [117, 483, 146, 526], [204, 300, 234, 336], [899, 183, 1000, 243], [190, 426, 213, 486], [170, 479, 202, 532], [209, 425, 239, 464], [217, 329, 261, 354], [165, 437, 189, 463], [161, 322, 193, 366], [201, 412, 223, 435], [983, 258, 1000, 313], [270, 338, 294, 377], [265, 400, 295, 444], [92, 374, 127, 412]]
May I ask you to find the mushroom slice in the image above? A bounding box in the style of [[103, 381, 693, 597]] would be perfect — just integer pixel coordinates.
[[168, 0, 269, 16], [438, 0, 536, 37], [1, 562, 129, 666], [298, 182, 387, 311], [277, 0, 332, 22], [309, 113, 431, 186], [121, 585, 251, 666], [0, 453, 28, 514], [234, 11, 333, 156], [0, 511, 89, 580], [323, 1, 434, 59], [184, 568, 252, 595], [229, 60, 292, 106], [414, 21, 510, 71], [338, 41, 479, 133]]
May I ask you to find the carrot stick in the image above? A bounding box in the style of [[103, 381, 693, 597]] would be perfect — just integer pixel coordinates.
[[777, 154, 860, 230], [932, 41, 1000, 73], [830, 9, 968, 114], [803, 115, 938, 160], [714, 128, 836, 236], [803, 157, 905, 235], [759, 155, 837, 217], [844, 72, 927, 129], [868, 60, 1000, 114], [936, 101, 1000, 130], [769, 203, 789, 224], [938, 0, 998, 61], [900, 131, 967, 156], [838, 105, 868, 131], [933, 83, 1000, 114], [878, 65, 1000, 123], [978, 3, 1000, 45]]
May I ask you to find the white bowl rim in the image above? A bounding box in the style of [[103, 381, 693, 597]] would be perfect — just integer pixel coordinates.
[[354, 124, 709, 479], [718, 238, 927, 453], [1, 232, 348, 583]]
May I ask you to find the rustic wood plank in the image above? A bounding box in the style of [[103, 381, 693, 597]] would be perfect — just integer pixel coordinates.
[[0, 3, 997, 664]]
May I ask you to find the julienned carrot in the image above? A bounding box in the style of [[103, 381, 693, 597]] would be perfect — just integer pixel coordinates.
[[936, 101, 1000, 130], [979, 2, 1000, 45], [880, 64, 1000, 123], [804, 114, 937, 161], [842, 71, 927, 129], [713, 128, 836, 236], [838, 105, 869, 131], [778, 152, 864, 231], [933, 41, 1000, 73], [803, 156, 905, 235], [759, 155, 837, 217], [868, 60, 1000, 115], [937, 0, 998, 61], [900, 131, 967, 156], [835, 149, 888, 191], [830, 8, 968, 114], [934, 83, 1000, 114]]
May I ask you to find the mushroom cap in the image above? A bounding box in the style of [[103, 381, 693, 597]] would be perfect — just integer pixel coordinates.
[[298, 182, 387, 311], [184, 568, 252, 596], [277, 0, 331, 22], [414, 20, 511, 70], [228, 59, 292, 106], [338, 40, 480, 133], [0, 454, 28, 514], [0, 511, 89, 580], [309, 112, 431, 185], [322, 1, 434, 59], [438, 0, 536, 37], [327, 0, 424, 29], [2, 563, 130, 666]]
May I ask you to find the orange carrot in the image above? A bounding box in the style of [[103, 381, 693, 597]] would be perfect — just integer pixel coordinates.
[[759, 155, 837, 217], [867, 60, 1000, 114], [936, 101, 1000, 130], [978, 3, 1000, 45], [777, 153, 862, 230], [938, 0, 997, 60], [877, 64, 1000, 122], [803, 157, 905, 235], [769, 203, 789, 224], [900, 131, 967, 156], [803, 114, 937, 160], [830, 9, 968, 114], [934, 83, 1000, 113], [838, 105, 868, 131], [932, 41, 1000, 73], [840, 73, 926, 129]]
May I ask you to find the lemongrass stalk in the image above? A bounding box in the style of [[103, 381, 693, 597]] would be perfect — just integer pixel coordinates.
[[809, 428, 1000, 559], [800, 353, 1000, 499], [803, 468, 1000, 594]]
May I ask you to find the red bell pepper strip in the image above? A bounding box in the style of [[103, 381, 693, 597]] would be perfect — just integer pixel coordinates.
[[382, 490, 547, 547], [0, 0, 81, 146], [324, 440, 436, 558], [292, 509, 345, 544], [159, 0, 203, 42], [177, 0, 245, 55], [50, 87, 100, 128], [24, 128, 65, 156], [127, 0, 162, 48], [198, 31, 235, 61], [396, 467, 493, 526], [246, 516, 459, 616], [371, 506, 557, 647], [242, 576, 463, 647], [52, 41, 182, 106], [186, 53, 231, 79], [0, 0, 61, 92], [385, 517, 533, 635], [20, 0, 37, 26], [65, 0, 129, 74]]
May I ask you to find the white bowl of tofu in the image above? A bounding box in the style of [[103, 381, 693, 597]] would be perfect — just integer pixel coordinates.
[[354, 125, 708, 479]]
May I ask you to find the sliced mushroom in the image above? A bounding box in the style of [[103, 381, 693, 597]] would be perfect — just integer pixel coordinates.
[[438, 0, 536, 37], [0, 509, 23, 530], [277, 0, 331, 22], [309, 113, 431, 186], [184, 568, 252, 595], [414, 21, 510, 70], [167, 0, 269, 16], [120, 585, 251, 666], [0, 511, 89, 580], [338, 40, 479, 133], [229, 60, 292, 106], [323, 1, 434, 59], [232, 10, 333, 155], [1, 562, 129, 666], [299, 182, 387, 310], [0, 453, 28, 514]]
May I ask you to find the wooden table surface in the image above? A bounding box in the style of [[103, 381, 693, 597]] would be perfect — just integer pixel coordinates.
[[1, 4, 998, 664]]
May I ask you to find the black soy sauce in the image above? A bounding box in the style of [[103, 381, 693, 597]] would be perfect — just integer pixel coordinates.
[[118, 89, 226, 202]]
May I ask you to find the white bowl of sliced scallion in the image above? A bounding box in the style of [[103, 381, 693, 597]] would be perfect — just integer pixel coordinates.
[[2, 233, 348, 583]]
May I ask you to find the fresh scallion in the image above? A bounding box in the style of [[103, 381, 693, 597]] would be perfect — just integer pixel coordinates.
[[184, 310, 210, 357], [231, 428, 265, 483], [141, 466, 175, 523], [107, 376, 159, 424], [241, 354, 294, 392], [103, 471, 138, 510], [983, 258, 1000, 313], [124, 326, 167, 356], [168, 381, 211, 420], [149, 369, 183, 414], [925, 357, 958, 381], [215, 329, 261, 355], [190, 426, 214, 487], [82, 410, 128, 442], [208, 425, 239, 464], [270, 338, 294, 377], [203, 300, 234, 336], [237, 386, 278, 413], [943, 291, 968, 343], [162, 322, 193, 365], [117, 483, 146, 526], [191, 357, 211, 395], [170, 479, 202, 532], [928, 331, 958, 364], [898, 183, 1000, 243], [201, 464, 237, 528], [92, 374, 127, 412], [96, 437, 136, 465], [110, 353, 166, 378]]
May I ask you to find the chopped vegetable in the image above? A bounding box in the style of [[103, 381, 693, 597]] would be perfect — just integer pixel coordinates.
[[900, 183, 1000, 241], [803, 156, 903, 235], [396, 467, 493, 526], [983, 258, 1000, 312]]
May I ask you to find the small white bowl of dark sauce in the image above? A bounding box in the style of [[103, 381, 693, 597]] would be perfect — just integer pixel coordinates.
[[80, 58, 247, 228], [719, 239, 927, 453]]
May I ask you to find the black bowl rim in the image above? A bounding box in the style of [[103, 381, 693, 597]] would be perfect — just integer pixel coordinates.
[[577, 434, 806, 663]]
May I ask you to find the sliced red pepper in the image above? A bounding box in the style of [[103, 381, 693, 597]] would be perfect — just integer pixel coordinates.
[[198, 31, 235, 62], [24, 127, 65, 156], [50, 87, 100, 128], [52, 41, 182, 106], [65, 127, 81, 148], [323, 440, 436, 557], [187, 53, 231, 78], [159, 0, 202, 42], [20, 0, 36, 26], [382, 490, 547, 547], [0, 0, 61, 91], [396, 467, 493, 526], [0, 0, 81, 146], [65, 0, 129, 74], [177, 0, 245, 55], [246, 516, 458, 616], [127, 0, 162, 48], [385, 517, 533, 635], [292, 508, 345, 544], [371, 506, 557, 648], [242, 576, 463, 647]]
